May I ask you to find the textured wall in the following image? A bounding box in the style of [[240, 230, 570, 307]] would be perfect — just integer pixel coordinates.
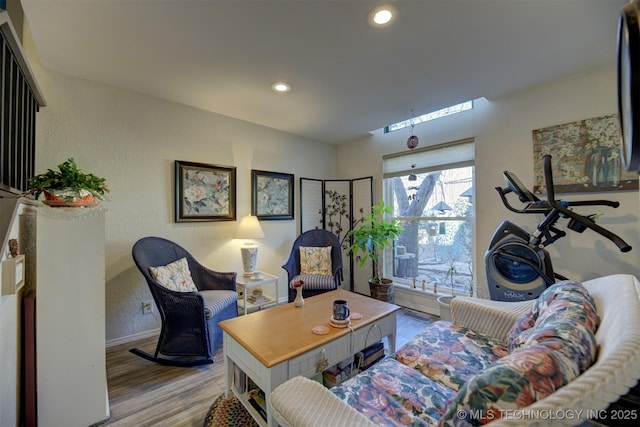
[[23, 27, 337, 343]]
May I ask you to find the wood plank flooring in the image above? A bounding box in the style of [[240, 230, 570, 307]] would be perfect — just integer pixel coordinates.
[[101, 308, 437, 427]]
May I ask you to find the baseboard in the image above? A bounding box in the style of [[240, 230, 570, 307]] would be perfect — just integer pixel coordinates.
[[106, 328, 160, 348]]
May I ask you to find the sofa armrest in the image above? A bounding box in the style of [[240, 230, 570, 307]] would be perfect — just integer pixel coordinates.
[[269, 376, 376, 427], [450, 297, 533, 343]]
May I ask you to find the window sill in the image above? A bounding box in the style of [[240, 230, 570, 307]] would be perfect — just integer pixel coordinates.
[[393, 286, 444, 316]]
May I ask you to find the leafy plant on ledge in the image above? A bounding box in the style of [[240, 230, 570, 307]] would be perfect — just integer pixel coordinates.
[[26, 158, 109, 205]]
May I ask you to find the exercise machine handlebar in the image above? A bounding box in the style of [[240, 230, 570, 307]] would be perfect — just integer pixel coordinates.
[[495, 155, 631, 253], [540, 155, 631, 253]]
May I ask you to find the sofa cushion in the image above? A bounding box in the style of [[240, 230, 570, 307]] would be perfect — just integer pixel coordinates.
[[507, 281, 600, 365], [441, 340, 584, 426], [289, 274, 335, 290], [200, 290, 238, 320], [442, 281, 600, 426], [392, 321, 509, 392], [148, 257, 198, 292], [332, 358, 456, 426], [299, 246, 332, 274]]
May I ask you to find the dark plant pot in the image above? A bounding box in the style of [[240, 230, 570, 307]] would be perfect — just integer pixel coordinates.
[[369, 278, 394, 303]]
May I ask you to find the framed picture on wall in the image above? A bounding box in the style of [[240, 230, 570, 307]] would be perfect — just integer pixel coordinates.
[[251, 170, 294, 220], [175, 160, 236, 222], [532, 114, 639, 193]]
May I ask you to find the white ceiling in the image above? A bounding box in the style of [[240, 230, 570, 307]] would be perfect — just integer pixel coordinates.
[[21, 0, 627, 144]]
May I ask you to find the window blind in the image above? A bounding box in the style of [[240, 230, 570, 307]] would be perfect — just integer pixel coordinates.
[[382, 137, 474, 178]]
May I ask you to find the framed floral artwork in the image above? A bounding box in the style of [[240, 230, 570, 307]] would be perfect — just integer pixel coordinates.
[[175, 160, 236, 222], [251, 170, 294, 220]]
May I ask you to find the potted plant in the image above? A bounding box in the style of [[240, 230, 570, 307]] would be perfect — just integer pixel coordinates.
[[347, 200, 402, 302], [26, 158, 109, 207]]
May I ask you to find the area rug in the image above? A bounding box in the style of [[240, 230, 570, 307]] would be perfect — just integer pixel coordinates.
[[203, 394, 258, 427]]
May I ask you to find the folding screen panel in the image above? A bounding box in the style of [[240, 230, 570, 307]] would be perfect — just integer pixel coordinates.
[[351, 177, 374, 294], [299, 177, 373, 293], [300, 178, 323, 233]]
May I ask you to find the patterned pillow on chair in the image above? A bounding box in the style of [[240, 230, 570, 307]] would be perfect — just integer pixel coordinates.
[[149, 257, 198, 292], [299, 246, 332, 275]]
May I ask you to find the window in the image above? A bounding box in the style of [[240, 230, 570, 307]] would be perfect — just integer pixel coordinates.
[[384, 101, 473, 133], [382, 139, 475, 296]]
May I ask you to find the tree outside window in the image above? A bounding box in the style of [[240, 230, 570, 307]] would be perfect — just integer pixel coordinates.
[[385, 165, 475, 295]]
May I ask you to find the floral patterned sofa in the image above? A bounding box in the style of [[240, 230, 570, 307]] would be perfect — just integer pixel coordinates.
[[269, 274, 640, 426]]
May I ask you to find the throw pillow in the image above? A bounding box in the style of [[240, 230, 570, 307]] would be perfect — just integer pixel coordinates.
[[441, 342, 580, 426], [507, 280, 600, 353], [299, 246, 332, 275], [149, 257, 198, 292]]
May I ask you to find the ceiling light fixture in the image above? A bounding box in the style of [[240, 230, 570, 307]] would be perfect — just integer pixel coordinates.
[[271, 82, 291, 93], [368, 5, 397, 27]]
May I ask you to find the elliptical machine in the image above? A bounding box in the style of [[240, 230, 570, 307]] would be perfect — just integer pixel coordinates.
[[485, 154, 632, 302]]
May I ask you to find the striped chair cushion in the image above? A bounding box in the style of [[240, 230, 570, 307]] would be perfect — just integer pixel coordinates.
[[289, 274, 335, 290], [200, 290, 238, 320]]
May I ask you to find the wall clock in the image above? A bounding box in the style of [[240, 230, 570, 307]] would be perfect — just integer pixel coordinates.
[[617, 0, 640, 173]]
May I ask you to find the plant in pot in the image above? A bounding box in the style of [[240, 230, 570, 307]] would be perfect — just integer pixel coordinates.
[[347, 200, 402, 302], [26, 158, 109, 207]]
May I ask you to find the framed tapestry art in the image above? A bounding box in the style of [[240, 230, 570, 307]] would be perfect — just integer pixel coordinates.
[[174, 160, 236, 222], [532, 114, 639, 193], [252, 170, 294, 220]]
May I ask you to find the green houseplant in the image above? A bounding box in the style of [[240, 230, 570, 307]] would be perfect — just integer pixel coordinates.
[[347, 200, 402, 302], [26, 158, 109, 206]]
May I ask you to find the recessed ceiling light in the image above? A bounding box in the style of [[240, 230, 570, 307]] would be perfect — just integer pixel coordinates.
[[368, 5, 397, 27], [271, 82, 291, 93]]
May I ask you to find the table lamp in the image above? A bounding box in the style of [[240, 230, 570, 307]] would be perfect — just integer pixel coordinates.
[[235, 215, 265, 277]]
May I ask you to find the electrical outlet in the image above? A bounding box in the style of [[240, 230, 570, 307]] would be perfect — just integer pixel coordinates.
[[142, 300, 153, 315]]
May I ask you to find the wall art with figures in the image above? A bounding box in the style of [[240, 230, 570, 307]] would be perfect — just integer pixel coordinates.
[[532, 114, 638, 194]]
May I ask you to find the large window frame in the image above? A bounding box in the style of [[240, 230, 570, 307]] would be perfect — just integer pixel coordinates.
[[382, 138, 475, 296]]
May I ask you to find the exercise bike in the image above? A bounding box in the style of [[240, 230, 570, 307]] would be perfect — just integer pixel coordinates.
[[485, 154, 632, 302]]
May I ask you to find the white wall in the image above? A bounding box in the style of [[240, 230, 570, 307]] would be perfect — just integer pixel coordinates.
[[21, 29, 337, 344], [338, 66, 640, 297]]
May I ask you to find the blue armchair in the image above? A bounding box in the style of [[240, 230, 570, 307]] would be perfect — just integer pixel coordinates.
[[131, 237, 237, 366], [282, 229, 344, 302]]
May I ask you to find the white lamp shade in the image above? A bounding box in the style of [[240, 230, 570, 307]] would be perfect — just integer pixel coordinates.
[[234, 215, 265, 240]]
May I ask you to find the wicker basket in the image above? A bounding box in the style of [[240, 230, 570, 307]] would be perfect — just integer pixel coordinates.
[[369, 279, 394, 303]]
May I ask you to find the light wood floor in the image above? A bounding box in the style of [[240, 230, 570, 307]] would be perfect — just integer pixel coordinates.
[[101, 308, 437, 427]]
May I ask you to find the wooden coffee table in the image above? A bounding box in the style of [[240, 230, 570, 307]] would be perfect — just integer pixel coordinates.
[[219, 289, 400, 426]]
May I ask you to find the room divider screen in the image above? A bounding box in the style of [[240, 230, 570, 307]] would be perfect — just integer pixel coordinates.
[[299, 177, 373, 294]]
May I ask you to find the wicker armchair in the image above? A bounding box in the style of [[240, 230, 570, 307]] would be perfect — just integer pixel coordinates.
[[131, 237, 238, 366], [282, 229, 343, 302]]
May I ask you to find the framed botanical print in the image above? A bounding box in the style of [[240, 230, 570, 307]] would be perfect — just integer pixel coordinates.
[[251, 170, 294, 220], [175, 160, 236, 222]]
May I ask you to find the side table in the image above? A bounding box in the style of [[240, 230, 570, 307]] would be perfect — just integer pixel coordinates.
[[236, 272, 279, 315]]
